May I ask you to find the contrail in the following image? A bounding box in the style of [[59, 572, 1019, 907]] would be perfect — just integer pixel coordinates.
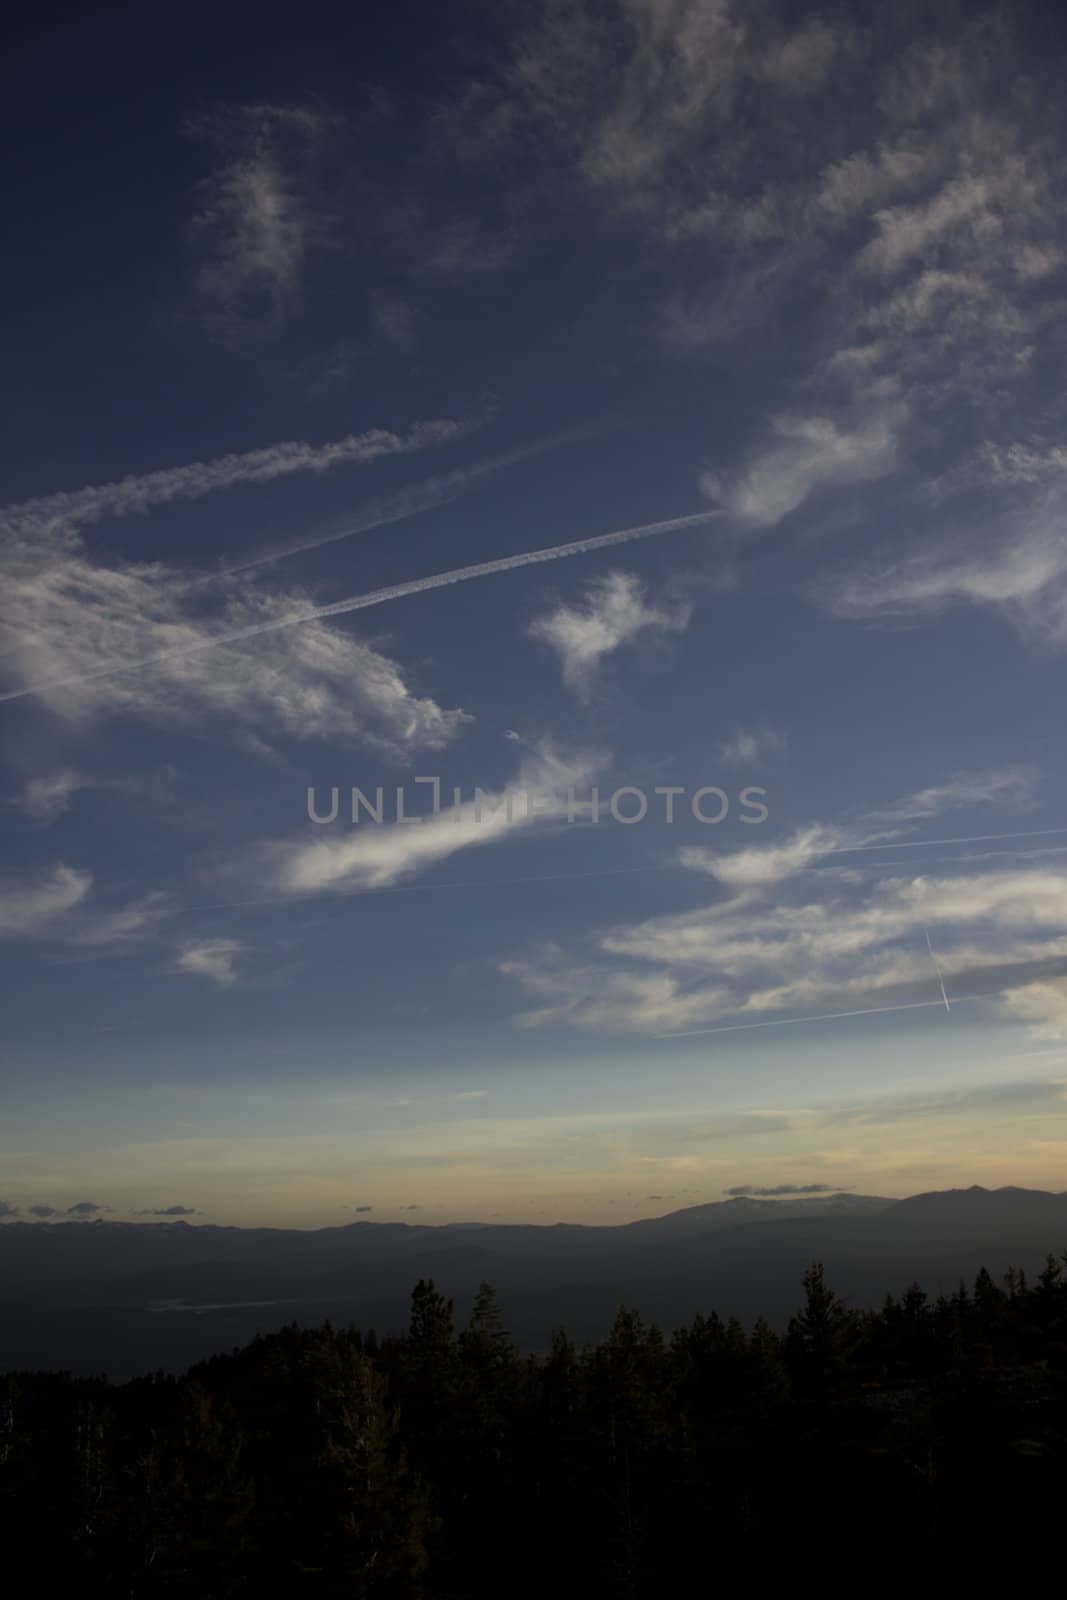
[[824, 826, 1067, 855], [0, 413, 483, 533], [657, 993, 979, 1039], [923, 924, 952, 1012], [204, 429, 589, 582], [0, 506, 724, 706]]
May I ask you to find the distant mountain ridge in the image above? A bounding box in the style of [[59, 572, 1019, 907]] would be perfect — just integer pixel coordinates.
[[2, 1185, 1066, 1378]]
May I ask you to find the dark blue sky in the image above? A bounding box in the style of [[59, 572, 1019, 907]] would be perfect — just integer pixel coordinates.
[[3, 1, 1067, 1226]]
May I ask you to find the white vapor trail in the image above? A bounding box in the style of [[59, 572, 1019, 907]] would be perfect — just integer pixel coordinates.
[[206, 430, 587, 581], [0, 414, 483, 534], [0, 507, 724, 707], [924, 924, 952, 1012], [657, 994, 977, 1039], [822, 827, 1067, 855]]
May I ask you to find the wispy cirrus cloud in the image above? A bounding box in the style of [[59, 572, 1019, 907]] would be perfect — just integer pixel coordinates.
[[458, 0, 845, 227], [0, 414, 476, 538], [188, 103, 336, 333], [702, 409, 902, 528], [0, 530, 470, 752], [503, 767, 1058, 1033], [999, 979, 1067, 1040], [866, 768, 1036, 823], [441, 2, 1065, 646], [74, 893, 173, 951], [0, 862, 171, 952], [0, 408, 504, 752], [718, 728, 787, 766], [510, 863, 1067, 1035], [16, 771, 84, 823], [677, 823, 859, 890], [0, 864, 92, 937], [823, 477, 1067, 649], [258, 743, 603, 897], [529, 570, 690, 700], [12, 767, 179, 826], [174, 939, 245, 988], [0, 507, 721, 717], [680, 767, 1036, 890]]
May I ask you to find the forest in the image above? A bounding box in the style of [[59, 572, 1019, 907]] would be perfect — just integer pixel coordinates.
[[2, 1256, 1066, 1594]]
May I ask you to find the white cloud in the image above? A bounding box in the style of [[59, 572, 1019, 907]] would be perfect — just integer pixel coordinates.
[[0, 864, 170, 950], [0, 864, 92, 938], [999, 978, 1067, 1039], [975, 443, 1067, 486], [508, 862, 1067, 1034], [0, 415, 473, 537], [678, 823, 856, 890], [816, 141, 939, 222], [0, 400, 486, 746], [12, 767, 180, 828], [677, 766, 1034, 891], [719, 728, 787, 765], [703, 411, 901, 527], [825, 481, 1067, 648], [174, 939, 244, 988], [189, 103, 334, 330], [504, 946, 733, 1033], [260, 744, 603, 896], [528, 571, 690, 699], [503, 769, 1056, 1032], [67, 894, 171, 952], [0, 527, 469, 754], [468, 0, 845, 232], [753, 18, 841, 94], [858, 173, 997, 276], [17, 771, 84, 822], [441, 0, 1061, 421], [866, 767, 1036, 822]]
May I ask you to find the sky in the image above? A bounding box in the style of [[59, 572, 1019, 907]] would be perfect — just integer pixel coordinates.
[[3, 0, 1067, 1228]]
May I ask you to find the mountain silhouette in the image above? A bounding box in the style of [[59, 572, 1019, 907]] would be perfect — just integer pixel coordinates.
[[3, 1185, 1066, 1377]]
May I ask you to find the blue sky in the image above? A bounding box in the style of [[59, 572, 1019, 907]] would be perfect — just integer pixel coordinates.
[[3, 0, 1067, 1227]]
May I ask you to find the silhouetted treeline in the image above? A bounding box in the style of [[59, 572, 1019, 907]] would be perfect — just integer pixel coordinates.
[[3, 1258, 1067, 1594]]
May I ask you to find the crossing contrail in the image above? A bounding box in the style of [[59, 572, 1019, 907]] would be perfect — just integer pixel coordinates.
[[657, 993, 977, 1038], [923, 924, 952, 1012], [0, 506, 724, 706]]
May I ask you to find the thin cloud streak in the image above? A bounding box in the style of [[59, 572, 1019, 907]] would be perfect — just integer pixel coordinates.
[[504, 773, 1063, 1035], [164, 832, 1067, 923], [259, 744, 602, 896], [824, 826, 1067, 856], [0, 415, 479, 535], [209, 429, 589, 580], [0, 508, 724, 707], [657, 994, 982, 1039]]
